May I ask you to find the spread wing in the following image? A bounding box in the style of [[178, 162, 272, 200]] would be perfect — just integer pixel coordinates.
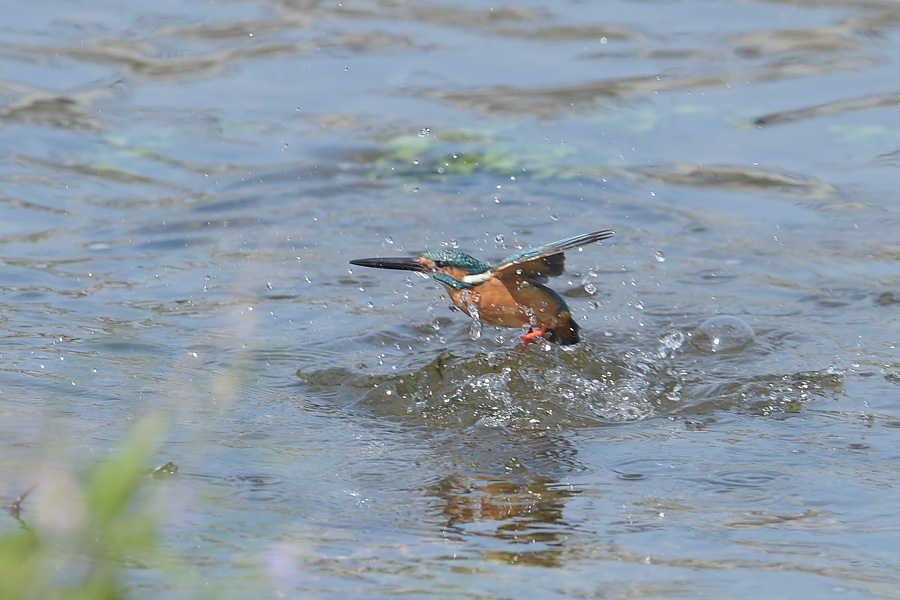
[[493, 230, 614, 281]]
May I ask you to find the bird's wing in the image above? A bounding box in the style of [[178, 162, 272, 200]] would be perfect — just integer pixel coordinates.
[[493, 230, 614, 280]]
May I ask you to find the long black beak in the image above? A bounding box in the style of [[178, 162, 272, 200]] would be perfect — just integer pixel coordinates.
[[349, 257, 427, 272]]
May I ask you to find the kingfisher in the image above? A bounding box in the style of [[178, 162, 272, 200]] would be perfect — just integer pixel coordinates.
[[350, 229, 614, 351]]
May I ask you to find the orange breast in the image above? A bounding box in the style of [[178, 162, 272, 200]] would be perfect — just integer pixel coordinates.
[[445, 277, 569, 330]]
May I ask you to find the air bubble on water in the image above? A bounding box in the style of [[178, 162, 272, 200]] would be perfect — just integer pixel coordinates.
[[589, 301, 600, 310], [691, 315, 753, 353], [584, 282, 597, 295], [655, 250, 666, 262]]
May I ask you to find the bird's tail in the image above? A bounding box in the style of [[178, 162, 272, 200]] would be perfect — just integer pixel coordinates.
[[548, 318, 580, 345]]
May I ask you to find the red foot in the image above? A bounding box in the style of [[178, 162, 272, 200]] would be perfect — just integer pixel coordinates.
[[518, 323, 551, 353]]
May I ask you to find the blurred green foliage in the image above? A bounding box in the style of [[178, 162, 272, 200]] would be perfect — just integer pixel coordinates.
[[0, 416, 163, 600]]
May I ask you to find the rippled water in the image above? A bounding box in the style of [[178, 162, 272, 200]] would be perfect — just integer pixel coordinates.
[[2, 0, 900, 598]]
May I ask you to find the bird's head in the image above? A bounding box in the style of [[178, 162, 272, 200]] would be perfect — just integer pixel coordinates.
[[350, 250, 492, 290]]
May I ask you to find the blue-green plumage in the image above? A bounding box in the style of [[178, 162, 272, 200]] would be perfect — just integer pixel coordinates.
[[430, 272, 472, 290], [420, 250, 490, 274]]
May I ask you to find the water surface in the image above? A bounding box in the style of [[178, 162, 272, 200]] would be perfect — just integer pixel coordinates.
[[1, 0, 899, 598]]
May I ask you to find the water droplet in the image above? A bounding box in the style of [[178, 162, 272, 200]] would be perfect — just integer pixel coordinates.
[[449, 239, 459, 249], [550, 214, 559, 221], [418, 127, 431, 138], [385, 236, 394, 245], [655, 250, 666, 262], [691, 316, 753, 353], [266, 282, 274, 290], [494, 234, 505, 244], [411, 186, 420, 193], [583, 282, 597, 294]]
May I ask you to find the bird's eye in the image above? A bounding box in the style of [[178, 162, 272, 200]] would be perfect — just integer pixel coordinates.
[[434, 260, 448, 269]]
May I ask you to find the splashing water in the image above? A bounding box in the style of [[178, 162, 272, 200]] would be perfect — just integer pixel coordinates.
[[467, 302, 483, 340]]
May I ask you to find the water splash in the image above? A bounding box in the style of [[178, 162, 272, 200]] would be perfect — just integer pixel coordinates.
[[467, 301, 483, 340], [658, 330, 685, 359]]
